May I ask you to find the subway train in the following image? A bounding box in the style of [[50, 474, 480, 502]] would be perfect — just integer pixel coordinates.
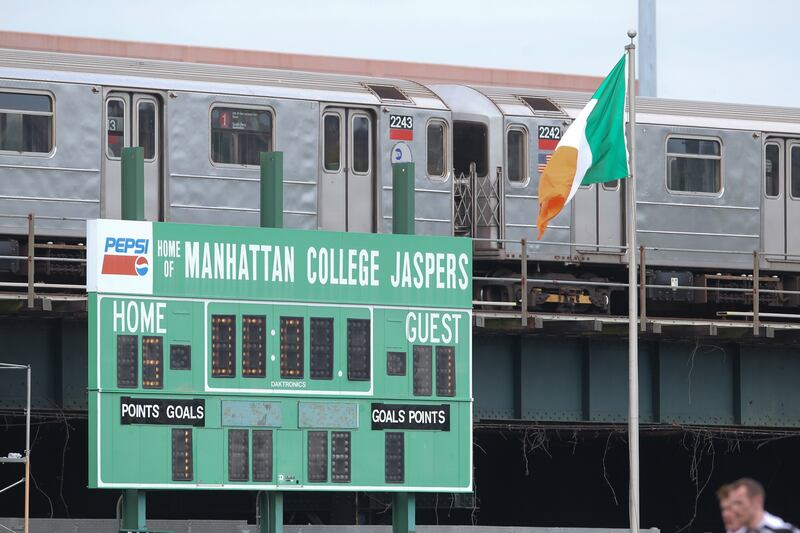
[[0, 47, 798, 314]]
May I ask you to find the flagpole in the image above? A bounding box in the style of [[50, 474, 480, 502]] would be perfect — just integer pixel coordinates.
[[625, 29, 640, 533]]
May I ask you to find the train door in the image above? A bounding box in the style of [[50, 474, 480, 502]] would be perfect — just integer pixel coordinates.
[[597, 180, 623, 251], [571, 185, 596, 250], [102, 91, 163, 220], [571, 181, 623, 253], [318, 107, 375, 232], [763, 139, 800, 256], [763, 140, 785, 256], [787, 141, 800, 255]]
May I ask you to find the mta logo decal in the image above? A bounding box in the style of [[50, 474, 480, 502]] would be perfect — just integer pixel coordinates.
[[102, 237, 150, 277]]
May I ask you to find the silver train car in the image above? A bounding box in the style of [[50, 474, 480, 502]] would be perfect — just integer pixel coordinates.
[[0, 48, 799, 312]]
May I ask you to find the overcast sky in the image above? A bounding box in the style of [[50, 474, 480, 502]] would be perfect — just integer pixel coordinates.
[[1, 0, 796, 107]]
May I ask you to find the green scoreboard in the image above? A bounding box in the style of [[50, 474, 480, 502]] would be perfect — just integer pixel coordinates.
[[88, 219, 472, 492]]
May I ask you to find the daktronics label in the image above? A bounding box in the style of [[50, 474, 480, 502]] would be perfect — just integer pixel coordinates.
[[101, 237, 150, 276], [87, 219, 153, 295]]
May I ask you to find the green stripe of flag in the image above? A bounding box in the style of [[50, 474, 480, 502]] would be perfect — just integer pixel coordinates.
[[582, 55, 629, 185]]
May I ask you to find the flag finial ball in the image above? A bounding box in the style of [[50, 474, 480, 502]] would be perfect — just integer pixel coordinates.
[[627, 29, 637, 38]]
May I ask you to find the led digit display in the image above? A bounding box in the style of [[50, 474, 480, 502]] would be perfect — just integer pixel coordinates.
[[413, 345, 432, 396], [170, 344, 191, 370], [347, 318, 370, 381], [331, 431, 351, 483], [310, 317, 334, 380], [280, 317, 304, 379], [211, 315, 236, 378], [252, 430, 273, 482], [116, 335, 138, 388], [228, 429, 249, 482], [436, 346, 456, 397], [142, 336, 163, 389], [242, 315, 266, 377], [307, 431, 328, 483], [385, 432, 404, 483], [171, 428, 193, 481], [386, 351, 406, 376]]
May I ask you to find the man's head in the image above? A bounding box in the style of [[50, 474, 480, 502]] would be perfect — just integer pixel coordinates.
[[728, 478, 766, 528], [717, 483, 742, 532]]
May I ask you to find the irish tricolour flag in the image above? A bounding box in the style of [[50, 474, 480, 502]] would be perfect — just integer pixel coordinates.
[[536, 55, 629, 239]]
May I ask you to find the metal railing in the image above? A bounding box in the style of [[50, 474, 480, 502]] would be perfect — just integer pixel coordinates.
[[0, 214, 87, 308], [470, 236, 800, 335], [453, 163, 502, 244], [1, 213, 799, 334]]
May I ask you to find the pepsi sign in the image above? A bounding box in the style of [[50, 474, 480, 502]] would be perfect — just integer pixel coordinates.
[[102, 237, 151, 277], [88, 220, 154, 295]]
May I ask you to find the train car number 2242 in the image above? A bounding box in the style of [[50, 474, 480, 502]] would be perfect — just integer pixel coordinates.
[[538, 125, 561, 140]]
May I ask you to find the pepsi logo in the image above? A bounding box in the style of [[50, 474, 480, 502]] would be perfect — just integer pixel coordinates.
[[135, 256, 149, 276]]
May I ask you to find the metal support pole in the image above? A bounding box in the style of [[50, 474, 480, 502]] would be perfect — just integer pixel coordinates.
[[639, 246, 647, 332], [625, 30, 641, 533], [392, 163, 415, 235], [637, 0, 657, 97], [24, 365, 30, 533], [391, 162, 415, 531], [258, 491, 283, 533], [392, 492, 416, 533], [753, 251, 760, 336], [120, 149, 146, 532], [121, 147, 145, 222], [260, 151, 284, 229], [121, 489, 146, 532], [521, 238, 528, 326], [26, 214, 34, 308]]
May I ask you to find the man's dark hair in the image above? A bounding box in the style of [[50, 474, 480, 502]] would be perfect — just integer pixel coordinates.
[[716, 483, 731, 500], [731, 478, 765, 499]]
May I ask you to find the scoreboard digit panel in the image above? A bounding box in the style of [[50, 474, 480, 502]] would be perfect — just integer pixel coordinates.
[[89, 220, 472, 492]]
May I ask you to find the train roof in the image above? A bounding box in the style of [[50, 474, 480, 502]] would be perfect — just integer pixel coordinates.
[[1, 46, 798, 134], [471, 85, 800, 134], [0, 48, 448, 110]]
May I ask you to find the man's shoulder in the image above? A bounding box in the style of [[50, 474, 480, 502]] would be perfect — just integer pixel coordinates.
[[762, 511, 799, 533]]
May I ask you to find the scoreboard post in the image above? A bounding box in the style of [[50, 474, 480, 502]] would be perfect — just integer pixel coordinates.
[[88, 218, 472, 530]]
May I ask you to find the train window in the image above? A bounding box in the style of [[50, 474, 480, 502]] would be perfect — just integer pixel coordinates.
[[506, 127, 528, 184], [666, 137, 722, 194], [351, 114, 371, 174], [0, 91, 53, 155], [211, 106, 273, 166], [426, 120, 447, 179], [765, 143, 781, 198], [137, 100, 157, 160], [791, 146, 800, 199], [323, 113, 341, 172], [453, 121, 487, 177], [107, 99, 125, 158]]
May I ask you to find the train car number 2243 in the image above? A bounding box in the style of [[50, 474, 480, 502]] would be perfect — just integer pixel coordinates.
[[390, 115, 414, 130]]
